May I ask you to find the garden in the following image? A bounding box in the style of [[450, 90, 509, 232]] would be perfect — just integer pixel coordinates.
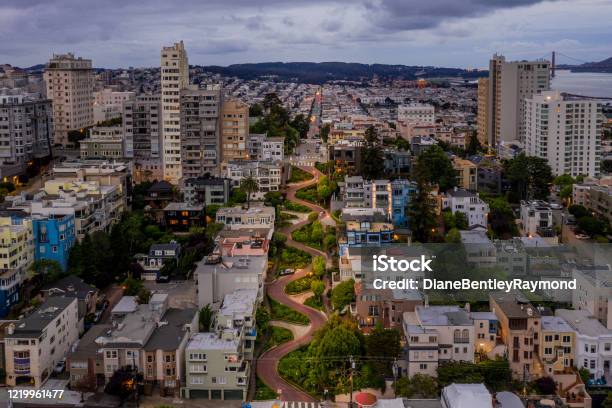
[[288, 166, 314, 183], [269, 297, 310, 325], [279, 246, 312, 270]]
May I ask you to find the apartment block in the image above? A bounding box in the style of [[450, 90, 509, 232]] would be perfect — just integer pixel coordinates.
[[32, 213, 76, 271], [80, 126, 125, 159], [215, 204, 275, 234], [161, 41, 189, 183], [452, 157, 478, 191], [572, 265, 612, 329], [182, 177, 231, 206], [397, 103, 435, 125], [573, 178, 612, 223], [0, 216, 34, 317], [180, 85, 221, 179], [338, 176, 417, 227], [354, 282, 422, 332], [4, 297, 80, 387], [183, 289, 257, 400], [123, 95, 162, 179], [486, 54, 550, 145], [476, 78, 489, 145], [556, 309, 612, 381], [97, 294, 197, 397], [247, 133, 284, 162], [540, 316, 575, 375], [221, 99, 249, 167], [442, 188, 489, 228], [402, 305, 475, 378], [519, 200, 554, 238], [93, 89, 134, 124], [225, 160, 282, 199], [490, 292, 542, 379], [44, 53, 94, 146], [524, 91, 602, 177], [0, 93, 53, 175]]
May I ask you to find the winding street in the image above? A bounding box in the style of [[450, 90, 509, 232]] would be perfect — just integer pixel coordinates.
[[256, 166, 333, 402]]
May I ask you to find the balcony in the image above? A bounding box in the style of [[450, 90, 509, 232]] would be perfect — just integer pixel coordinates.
[[453, 337, 470, 344]]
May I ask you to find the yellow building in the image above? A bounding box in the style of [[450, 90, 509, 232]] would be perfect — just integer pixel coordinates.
[[0, 216, 34, 315], [540, 316, 575, 375], [476, 78, 489, 146], [452, 157, 478, 191], [221, 98, 249, 169]]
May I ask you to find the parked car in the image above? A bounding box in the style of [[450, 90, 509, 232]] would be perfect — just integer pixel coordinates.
[[279, 268, 295, 276], [156, 275, 171, 283], [53, 359, 66, 375], [549, 203, 563, 210], [575, 234, 590, 240]]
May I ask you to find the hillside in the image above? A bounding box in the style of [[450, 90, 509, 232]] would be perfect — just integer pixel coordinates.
[[199, 61, 486, 83], [571, 57, 612, 73]]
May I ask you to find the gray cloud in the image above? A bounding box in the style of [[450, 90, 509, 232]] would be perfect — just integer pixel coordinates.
[[0, 0, 609, 68]]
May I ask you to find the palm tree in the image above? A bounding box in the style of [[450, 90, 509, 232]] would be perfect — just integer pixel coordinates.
[[240, 176, 259, 209]]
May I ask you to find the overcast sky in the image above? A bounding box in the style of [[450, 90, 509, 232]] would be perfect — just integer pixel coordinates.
[[1, 0, 611, 69]]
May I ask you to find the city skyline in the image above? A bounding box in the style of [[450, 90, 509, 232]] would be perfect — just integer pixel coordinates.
[[1, 0, 612, 68]]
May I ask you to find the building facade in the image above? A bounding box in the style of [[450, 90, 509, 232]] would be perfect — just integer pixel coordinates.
[[180, 85, 221, 179], [486, 54, 550, 145], [161, 41, 189, 183], [524, 91, 603, 177], [44, 53, 94, 146], [220, 99, 249, 167], [123, 95, 163, 181]]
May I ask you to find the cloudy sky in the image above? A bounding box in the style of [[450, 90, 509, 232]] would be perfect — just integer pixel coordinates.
[[1, 0, 611, 69]]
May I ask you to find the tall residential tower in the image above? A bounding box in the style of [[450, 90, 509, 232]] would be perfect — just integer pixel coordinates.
[[44, 53, 94, 146], [524, 91, 602, 177], [160, 41, 189, 183], [484, 54, 550, 147]]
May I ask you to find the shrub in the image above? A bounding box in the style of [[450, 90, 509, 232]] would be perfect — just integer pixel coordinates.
[[331, 279, 355, 310], [269, 297, 310, 325], [285, 276, 314, 294], [288, 166, 314, 183], [284, 201, 311, 213]]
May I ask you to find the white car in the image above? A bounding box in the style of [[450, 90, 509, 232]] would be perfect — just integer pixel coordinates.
[[575, 234, 590, 240], [549, 203, 563, 210]]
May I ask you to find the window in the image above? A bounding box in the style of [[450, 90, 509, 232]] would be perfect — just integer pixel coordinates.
[[605, 343, 611, 352], [106, 350, 118, 359], [419, 363, 428, 370]]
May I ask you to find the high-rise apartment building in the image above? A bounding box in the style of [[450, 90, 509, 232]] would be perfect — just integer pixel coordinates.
[[0, 93, 53, 173], [160, 41, 189, 183], [123, 95, 163, 180], [44, 53, 94, 146], [220, 98, 249, 167], [180, 85, 221, 179], [524, 91, 602, 177], [486, 54, 550, 146], [476, 78, 489, 145]]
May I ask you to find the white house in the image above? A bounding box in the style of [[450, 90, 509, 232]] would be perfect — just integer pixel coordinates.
[[443, 188, 489, 228]]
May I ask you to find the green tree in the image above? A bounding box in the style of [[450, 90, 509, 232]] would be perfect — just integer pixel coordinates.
[[437, 361, 484, 387], [455, 212, 468, 230], [366, 324, 401, 375], [413, 145, 457, 192], [310, 279, 325, 299], [290, 114, 310, 139], [465, 132, 482, 156], [395, 374, 438, 398], [249, 103, 264, 117], [578, 216, 607, 237], [263, 93, 283, 111], [312, 256, 326, 277], [504, 154, 553, 201], [331, 278, 355, 310], [484, 195, 519, 239], [122, 275, 144, 296], [361, 126, 385, 179], [316, 175, 336, 203], [199, 304, 213, 332], [29, 259, 65, 285], [240, 176, 259, 209], [569, 204, 589, 218], [602, 392, 612, 408], [310, 221, 324, 243], [445, 227, 461, 243], [408, 182, 437, 243]]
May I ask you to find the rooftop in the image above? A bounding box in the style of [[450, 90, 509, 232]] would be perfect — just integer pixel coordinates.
[[41, 275, 97, 300], [219, 289, 258, 320], [490, 292, 539, 319], [69, 324, 112, 360], [111, 296, 138, 314], [7, 297, 77, 338], [144, 308, 197, 351], [164, 202, 204, 211], [416, 305, 472, 326], [556, 309, 612, 338], [187, 332, 240, 351], [541, 316, 574, 333]]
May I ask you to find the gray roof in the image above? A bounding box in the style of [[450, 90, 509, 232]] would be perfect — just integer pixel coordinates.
[[144, 308, 197, 351], [448, 188, 476, 198], [556, 309, 612, 337], [41, 275, 97, 300], [8, 297, 77, 338], [416, 305, 472, 326], [69, 324, 112, 360]]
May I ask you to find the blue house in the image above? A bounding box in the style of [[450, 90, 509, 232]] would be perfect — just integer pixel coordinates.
[[389, 179, 417, 227], [32, 214, 76, 271]]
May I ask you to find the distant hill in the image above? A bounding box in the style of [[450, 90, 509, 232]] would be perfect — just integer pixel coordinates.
[[198, 62, 487, 83], [570, 57, 612, 73]]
